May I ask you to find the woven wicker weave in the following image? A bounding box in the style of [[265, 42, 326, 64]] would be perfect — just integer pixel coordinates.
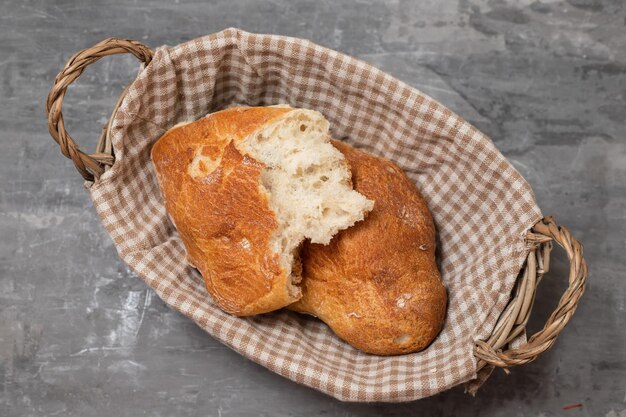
[[46, 37, 588, 398]]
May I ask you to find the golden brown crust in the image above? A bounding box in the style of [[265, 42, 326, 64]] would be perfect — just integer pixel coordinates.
[[151, 106, 297, 316], [290, 140, 447, 355]]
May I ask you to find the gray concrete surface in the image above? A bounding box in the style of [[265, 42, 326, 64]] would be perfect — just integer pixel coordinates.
[[1, 0, 625, 416]]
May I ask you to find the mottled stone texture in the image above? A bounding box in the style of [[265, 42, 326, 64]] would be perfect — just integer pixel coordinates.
[[0, 0, 624, 416]]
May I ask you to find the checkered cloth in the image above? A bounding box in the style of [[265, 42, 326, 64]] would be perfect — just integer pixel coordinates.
[[89, 28, 542, 402]]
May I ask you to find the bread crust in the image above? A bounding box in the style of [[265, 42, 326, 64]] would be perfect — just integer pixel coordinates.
[[290, 140, 447, 355], [151, 106, 297, 316]]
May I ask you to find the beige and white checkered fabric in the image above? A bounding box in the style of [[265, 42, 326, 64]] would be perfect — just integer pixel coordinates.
[[89, 28, 542, 402]]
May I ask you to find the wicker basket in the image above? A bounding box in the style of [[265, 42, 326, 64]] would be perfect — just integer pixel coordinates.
[[45, 35, 588, 401]]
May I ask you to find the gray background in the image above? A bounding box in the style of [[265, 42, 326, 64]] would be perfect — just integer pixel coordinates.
[[1, 0, 624, 416]]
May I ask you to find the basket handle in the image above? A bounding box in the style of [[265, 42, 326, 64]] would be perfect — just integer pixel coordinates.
[[46, 38, 154, 181], [475, 216, 588, 369]]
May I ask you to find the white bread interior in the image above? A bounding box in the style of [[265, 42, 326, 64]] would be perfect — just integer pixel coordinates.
[[236, 109, 374, 296]]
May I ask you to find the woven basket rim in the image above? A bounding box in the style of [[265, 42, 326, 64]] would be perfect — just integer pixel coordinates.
[[45, 36, 589, 392]]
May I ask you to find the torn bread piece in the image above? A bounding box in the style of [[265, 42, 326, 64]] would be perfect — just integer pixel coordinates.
[[151, 106, 373, 316]]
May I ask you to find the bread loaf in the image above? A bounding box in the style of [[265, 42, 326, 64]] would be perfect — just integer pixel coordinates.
[[290, 140, 447, 355], [151, 106, 373, 316]]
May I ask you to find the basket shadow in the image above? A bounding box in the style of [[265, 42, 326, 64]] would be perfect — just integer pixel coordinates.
[[332, 362, 552, 415]]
